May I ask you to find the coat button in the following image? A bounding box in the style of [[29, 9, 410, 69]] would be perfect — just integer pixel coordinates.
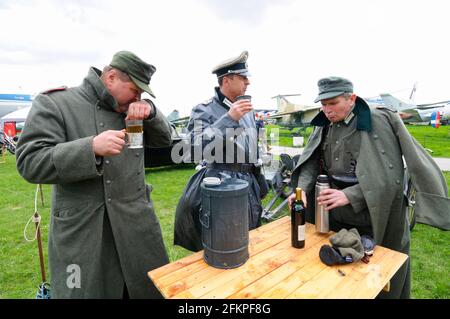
[[97, 106, 101, 110], [107, 198, 112, 203], [135, 153, 140, 157], [100, 122, 104, 127], [374, 135, 379, 139], [396, 180, 401, 185], [335, 158, 339, 161], [106, 180, 111, 185], [105, 160, 110, 165], [389, 164, 394, 169]]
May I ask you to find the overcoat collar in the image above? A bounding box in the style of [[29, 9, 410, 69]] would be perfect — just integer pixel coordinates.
[[213, 87, 233, 110], [83, 67, 119, 112]]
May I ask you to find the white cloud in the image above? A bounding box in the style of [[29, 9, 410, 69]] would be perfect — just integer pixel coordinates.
[[0, 0, 449, 115]]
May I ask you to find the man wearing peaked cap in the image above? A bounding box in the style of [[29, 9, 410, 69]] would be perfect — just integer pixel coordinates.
[[16, 51, 173, 298], [211, 50, 251, 78], [174, 50, 269, 252], [289, 76, 450, 299]]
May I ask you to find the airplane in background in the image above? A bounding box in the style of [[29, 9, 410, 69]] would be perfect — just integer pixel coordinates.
[[267, 94, 321, 129], [166, 109, 190, 129], [379, 93, 450, 127], [0, 93, 33, 118]]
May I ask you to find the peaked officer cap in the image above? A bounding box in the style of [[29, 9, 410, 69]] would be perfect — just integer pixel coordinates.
[[212, 51, 251, 78]]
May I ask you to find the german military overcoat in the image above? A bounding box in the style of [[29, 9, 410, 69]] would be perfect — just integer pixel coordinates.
[[16, 68, 171, 298], [291, 97, 449, 298]]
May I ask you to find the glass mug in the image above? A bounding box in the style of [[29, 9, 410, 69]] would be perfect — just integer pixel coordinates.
[[125, 119, 143, 149]]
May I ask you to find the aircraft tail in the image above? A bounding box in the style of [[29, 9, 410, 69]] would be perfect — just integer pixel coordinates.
[[409, 82, 418, 103]]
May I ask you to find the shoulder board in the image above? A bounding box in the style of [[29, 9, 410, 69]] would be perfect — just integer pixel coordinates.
[[200, 98, 213, 106], [41, 86, 68, 94], [376, 105, 397, 113]]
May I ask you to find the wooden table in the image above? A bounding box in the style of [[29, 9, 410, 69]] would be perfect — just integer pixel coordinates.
[[148, 216, 408, 299]]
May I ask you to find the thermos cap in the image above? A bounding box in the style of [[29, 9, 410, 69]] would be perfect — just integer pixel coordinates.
[[317, 175, 330, 183]]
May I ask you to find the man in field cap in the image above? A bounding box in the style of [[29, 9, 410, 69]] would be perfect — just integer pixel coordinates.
[[175, 50, 269, 252], [314, 76, 354, 103], [289, 76, 450, 299], [16, 50, 172, 298], [110, 50, 156, 98]]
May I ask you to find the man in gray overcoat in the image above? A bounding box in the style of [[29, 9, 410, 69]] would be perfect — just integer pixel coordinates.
[[174, 51, 268, 251], [289, 76, 449, 299], [16, 51, 172, 298]]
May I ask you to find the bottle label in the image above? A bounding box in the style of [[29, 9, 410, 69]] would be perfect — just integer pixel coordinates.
[[298, 225, 306, 241]]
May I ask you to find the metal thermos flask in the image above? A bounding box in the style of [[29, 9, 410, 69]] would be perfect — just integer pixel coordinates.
[[315, 175, 330, 233]]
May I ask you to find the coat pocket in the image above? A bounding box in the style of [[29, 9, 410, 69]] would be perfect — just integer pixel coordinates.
[[53, 202, 90, 220]]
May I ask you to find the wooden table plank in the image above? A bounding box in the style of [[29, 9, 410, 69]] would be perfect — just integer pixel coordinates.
[[197, 226, 320, 299], [172, 230, 293, 299], [149, 216, 289, 281], [148, 216, 408, 299], [152, 217, 289, 289], [230, 227, 330, 299], [159, 220, 292, 298]]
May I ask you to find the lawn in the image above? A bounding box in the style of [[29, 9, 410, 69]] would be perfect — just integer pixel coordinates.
[[0, 154, 449, 298], [265, 124, 450, 157]]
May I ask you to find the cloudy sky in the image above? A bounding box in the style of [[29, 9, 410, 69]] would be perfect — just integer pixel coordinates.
[[1, 0, 449, 116]]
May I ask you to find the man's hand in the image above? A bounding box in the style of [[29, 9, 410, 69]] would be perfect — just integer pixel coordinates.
[[288, 189, 308, 211], [126, 100, 152, 120], [93, 130, 126, 157], [228, 99, 253, 122], [317, 188, 350, 211]]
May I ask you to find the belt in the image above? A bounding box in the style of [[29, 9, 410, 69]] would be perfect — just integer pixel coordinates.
[[207, 163, 260, 174]]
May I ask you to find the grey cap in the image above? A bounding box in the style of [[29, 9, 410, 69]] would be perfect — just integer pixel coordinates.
[[314, 76, 353, 103], [330, 228, 365, 262], [110, 50, 156, 98], [212, 50, 251, 78]]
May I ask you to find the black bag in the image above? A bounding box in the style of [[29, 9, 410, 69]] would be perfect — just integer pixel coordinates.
[[174, 168, 207, 252], [255, 170, 269, 199]]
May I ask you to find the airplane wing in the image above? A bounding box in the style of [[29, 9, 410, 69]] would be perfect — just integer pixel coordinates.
[[417, 100, 450, 109], [268, 105, 320, 118]]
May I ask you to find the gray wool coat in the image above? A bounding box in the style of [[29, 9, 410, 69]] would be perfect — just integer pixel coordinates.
[[292, 98, 449, 298], [16, 67, 172, 298], [174, 87, 264, 252]]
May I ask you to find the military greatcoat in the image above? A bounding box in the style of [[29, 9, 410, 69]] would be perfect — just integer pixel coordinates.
[[16, 67, 172, 298], [291, 97, 449, 298]]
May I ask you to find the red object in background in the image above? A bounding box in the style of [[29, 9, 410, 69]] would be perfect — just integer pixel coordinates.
[[3, 122, 16, 137]]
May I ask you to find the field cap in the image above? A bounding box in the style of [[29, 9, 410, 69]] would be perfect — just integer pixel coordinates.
[[212, 50, 251, 78], [314, 76, 353, 103], [110, 51, 156, 98]]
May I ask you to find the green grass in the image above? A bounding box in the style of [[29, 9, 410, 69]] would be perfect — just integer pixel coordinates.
[[266, 124, 450, 157], [265, 125, 313, 148], [0, 153, 449, 299], [405, 125, 450, 157]]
